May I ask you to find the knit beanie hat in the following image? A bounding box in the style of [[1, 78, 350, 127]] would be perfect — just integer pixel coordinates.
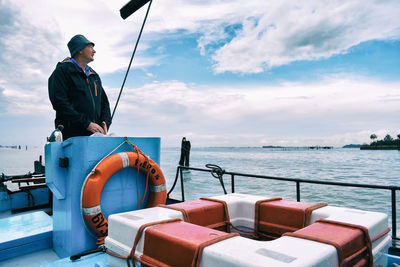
[[67, 34, 95, 57]]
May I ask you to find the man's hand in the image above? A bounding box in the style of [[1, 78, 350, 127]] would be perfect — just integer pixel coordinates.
[[101, 121, 108, 135], [87, 122, 105, 134]]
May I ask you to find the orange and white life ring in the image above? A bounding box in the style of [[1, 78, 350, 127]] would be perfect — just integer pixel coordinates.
[[80, 151, 167, 241]]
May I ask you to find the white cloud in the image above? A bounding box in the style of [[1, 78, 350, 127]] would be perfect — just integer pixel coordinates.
[[210, 0, 400, 73], [93, 0, 400, 74], [106, 76, 400, 146], [1, 0, 157, 74], [1, 0, 399, 77], [0, 1, 63, 115], [0, 0, 158, 116], [0, 0, 399, 147]]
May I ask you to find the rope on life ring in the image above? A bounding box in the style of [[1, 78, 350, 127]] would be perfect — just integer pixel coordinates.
[[80, 148, 167, 244]]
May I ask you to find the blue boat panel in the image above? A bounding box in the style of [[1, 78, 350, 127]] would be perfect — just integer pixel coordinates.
[[388, 254, 400, 266], [37, 252, 108, 267], [101, 167, 150, 218], [0, 211, 52, 261], [0, 191, 10, 212], [45, 136, 160, 258], [10, 188, 49, 210], [0, 235, 52, 261], [45, 142, 66, 200], [0, 231, 52, 252]]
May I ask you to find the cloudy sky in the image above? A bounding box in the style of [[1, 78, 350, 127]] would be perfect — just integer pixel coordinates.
[[0, 0, 399, 147]]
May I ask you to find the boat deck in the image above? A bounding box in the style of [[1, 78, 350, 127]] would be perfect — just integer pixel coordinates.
[[0, 248, 58, 267], [0, 211, 108, 267], [0, 249, 108, 267]]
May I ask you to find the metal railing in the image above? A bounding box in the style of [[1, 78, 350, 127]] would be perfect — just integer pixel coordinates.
[[168, 165, 400, 242]]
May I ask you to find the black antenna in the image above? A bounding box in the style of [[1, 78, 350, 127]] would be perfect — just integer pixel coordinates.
[[110, 0, 153, 122]]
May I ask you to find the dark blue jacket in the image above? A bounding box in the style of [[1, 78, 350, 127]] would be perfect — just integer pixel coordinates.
[[48, 58, 111, 140]]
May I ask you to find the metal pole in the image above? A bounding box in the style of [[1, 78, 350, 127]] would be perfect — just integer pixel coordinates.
[[180, 167, 185, 202], [166, 166, 180, 199], [111, 0, 153, 123], [231, 174, 235, 193], [392, 189, 397, 238], [296, 181, 300, 202]]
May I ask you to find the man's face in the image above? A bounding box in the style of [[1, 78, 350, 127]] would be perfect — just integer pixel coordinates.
[[81, 44, 96, 63]]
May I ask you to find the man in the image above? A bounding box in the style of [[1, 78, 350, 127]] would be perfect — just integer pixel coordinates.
[[48, 34, 111, 140]]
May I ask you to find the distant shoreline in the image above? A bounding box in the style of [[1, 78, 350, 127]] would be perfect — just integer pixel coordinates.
[[342, 144, 361, 148], [362, 134, 400, 150], [262, 145, 333, 149], [0, 145, 29, 150], [360, 145, 400, 150]]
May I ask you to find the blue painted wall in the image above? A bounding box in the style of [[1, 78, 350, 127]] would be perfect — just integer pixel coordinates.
[[45, 136, 160, 258]]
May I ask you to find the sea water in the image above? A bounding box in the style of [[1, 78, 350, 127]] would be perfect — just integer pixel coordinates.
[[1, 145, 399, 231], [161, 146, 400, 233]]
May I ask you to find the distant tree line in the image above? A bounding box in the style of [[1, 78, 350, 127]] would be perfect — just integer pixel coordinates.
[[360, 133, 400, 150]]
